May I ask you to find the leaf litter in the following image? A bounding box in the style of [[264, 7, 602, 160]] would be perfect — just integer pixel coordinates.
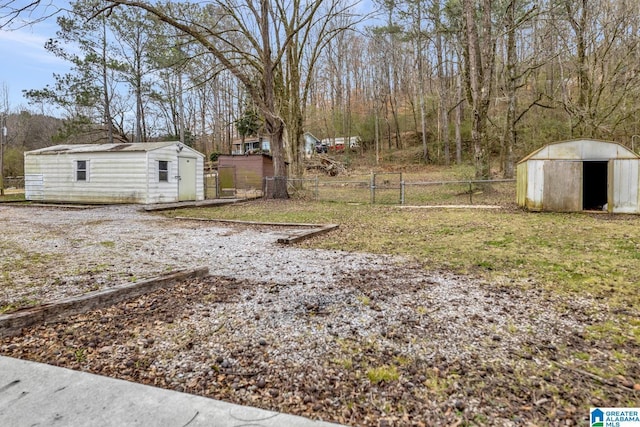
[[0, 204, 638, 426]]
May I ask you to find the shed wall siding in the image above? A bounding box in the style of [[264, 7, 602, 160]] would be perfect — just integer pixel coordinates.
[[24, 142, 204, 204], [149, 147, 205, 202], [196, 155, 204, 201], [525, 160, 544, 210], [610, 159, 640, 213], [24, 152, 149, 203], [146, 146, 179, 204], [263, 156, 274, 177], [218, 155, 272, 190], [24, 174, 44, 200], [24, 156, 45, 200], [516, 163, 527, 207]]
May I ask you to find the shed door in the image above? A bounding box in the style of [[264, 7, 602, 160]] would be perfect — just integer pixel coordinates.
[[608, 159, 640, 213], [178, 157, 197, 201], [542, 161, 582, 211]]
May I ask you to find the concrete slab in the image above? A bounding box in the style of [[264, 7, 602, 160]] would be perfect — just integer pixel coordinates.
[[0, 356, 343, 427]]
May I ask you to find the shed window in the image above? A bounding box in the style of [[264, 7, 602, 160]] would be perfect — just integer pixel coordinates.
[[159, 161, 169, 182], [76, 160, 88, 181]]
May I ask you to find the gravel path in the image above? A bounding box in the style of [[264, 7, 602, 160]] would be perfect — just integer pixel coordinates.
[[1, 204, 636, 426], [0, 204, 392, 308]]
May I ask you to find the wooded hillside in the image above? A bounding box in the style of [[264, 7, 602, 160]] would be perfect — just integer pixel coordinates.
[[0, 112, 63, 177], [2, 0, 640, 181]]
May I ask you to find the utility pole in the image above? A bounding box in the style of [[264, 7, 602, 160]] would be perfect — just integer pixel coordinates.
[[0, 115, 5, 196]]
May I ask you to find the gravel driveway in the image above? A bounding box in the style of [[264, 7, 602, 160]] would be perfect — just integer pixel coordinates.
[[0, 204, 389, 308], [1, 204, 631, 426]]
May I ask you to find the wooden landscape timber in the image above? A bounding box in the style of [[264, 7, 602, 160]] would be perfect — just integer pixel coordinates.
[[0, 267, 209, 338], [173, 216, 339, 244]]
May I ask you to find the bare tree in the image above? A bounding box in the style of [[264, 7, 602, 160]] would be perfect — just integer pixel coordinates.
[[98, 0, 357, 197], [431, 0, 449, 164], [461, 0, 496, 178], [557, 0, 640, 138], [407, 0, 430, 161], [498, 0, 548, 178], [0, 0, 61, 29], [0, 82, 8, 195], [24, 0, 130, 143], [279, 2, 362, 177]]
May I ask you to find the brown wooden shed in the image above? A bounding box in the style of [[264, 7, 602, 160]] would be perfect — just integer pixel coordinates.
[[217, 154, 279, 193]]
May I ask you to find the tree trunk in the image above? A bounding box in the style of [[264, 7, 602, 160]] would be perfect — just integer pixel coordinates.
[[565, 0, 589, 137], [455, 72, 463, 165], [101, 18, 113, 144], [502, 0, 517, 179], [134, 37, 144, 143], [434, 0, 449, 165], [415, 3, 429, 162], [261, 0, 288, 198], [284, 39, 305, 178], [462, 0, 494, 179], [265, 118, 288, 198]]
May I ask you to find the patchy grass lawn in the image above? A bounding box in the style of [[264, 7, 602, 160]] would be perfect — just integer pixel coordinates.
[[166, 199, 640, 356], [1, 198, 637, 424], [0, 192, 25, 202]]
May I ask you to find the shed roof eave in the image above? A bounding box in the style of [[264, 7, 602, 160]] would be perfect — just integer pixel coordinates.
[[517, 138, 640, 163], [25, 142, 204, 157]]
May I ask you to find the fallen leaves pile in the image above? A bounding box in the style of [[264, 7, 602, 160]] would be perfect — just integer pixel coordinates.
[[3, 264, 638, 426]]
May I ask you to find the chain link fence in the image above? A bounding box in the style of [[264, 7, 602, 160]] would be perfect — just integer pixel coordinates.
[[2, 176, 24, 190], [1, 173, 515, 206], [402, 179, 516, 206], [265, 174, 516, 206], [204, 173, 218, 199]]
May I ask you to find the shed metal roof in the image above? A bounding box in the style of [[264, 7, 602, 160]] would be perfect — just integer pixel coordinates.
[[518, 139, 639, 163], [26, 141, 193, 155]]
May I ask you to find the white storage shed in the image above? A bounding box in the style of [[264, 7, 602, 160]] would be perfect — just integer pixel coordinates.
[[24, 142, 205, 204], [516, 139, 640, 213]]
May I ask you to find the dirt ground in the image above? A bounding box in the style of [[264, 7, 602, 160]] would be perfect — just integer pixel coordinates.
[[1, 205, 639, 426]]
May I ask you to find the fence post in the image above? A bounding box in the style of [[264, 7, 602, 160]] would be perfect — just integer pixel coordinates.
[[469, 180, 473, 204], [315, 176, 319, 201], [370, 172, 375, 204], [401, 180, 405, 205]]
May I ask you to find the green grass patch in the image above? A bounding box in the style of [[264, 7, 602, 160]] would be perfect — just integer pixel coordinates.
[[366, 365, 399, 384], [166, 198, 640, 355], [0, 193, 25, 202], [1, 296, 41, 314], [166, 200, 640, 309], [0, 241, 55, 284]]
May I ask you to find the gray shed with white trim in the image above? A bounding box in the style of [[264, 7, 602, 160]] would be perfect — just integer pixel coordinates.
[[24, 142, 204, 204], [516, 139, 640, 213]]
